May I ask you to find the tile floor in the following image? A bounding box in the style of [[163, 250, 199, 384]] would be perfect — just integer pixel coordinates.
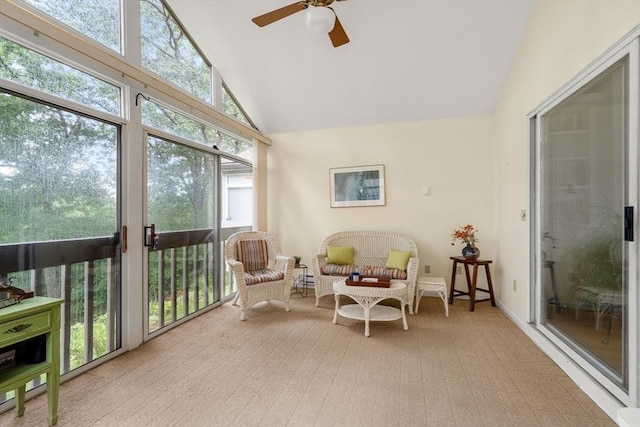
[[0, 291, 616, 426]]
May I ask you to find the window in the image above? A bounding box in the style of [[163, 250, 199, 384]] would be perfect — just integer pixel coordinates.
[[142, 100, 253, 158], [0, 37, 120, 115], [221, 158, 253, 227], [140, 0, 212, 103], [222, 84, 256, 130], [23, 0, 121, 52]]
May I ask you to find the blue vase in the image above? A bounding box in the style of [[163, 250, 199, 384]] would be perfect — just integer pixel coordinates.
[[462, 243, 480, 260]]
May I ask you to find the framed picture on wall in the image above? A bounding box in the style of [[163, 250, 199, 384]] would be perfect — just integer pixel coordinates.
[[330, 164, 386, 208]]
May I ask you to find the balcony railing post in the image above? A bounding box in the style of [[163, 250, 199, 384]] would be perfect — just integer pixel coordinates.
[[170, 248, 176, 323], [182, 247, 188, 316], [83, 261, 94, 364], [106, 257, 115, 352], [193, 245, 199, 311], [157, 251, 165, 328], [61, 264, 71, 373]]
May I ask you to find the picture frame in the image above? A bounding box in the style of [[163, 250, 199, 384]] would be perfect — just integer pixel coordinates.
[[330, 164, 385, 208]]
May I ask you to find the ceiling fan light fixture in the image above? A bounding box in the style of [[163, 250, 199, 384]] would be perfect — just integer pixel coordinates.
[[305, 6, 335, 33]]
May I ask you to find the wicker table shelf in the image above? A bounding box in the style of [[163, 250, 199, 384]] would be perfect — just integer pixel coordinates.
[[332, 279, 408, 337]]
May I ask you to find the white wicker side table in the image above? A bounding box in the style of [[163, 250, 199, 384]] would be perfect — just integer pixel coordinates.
[[415, 276, 449, 317], [333, 279, 408, 337]]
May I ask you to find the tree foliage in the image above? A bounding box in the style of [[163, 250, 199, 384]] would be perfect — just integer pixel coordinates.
[[0, 93, 117, 243], [141, 0, 211, 104], [0, 37, 119, 115], [147, 136, 214, 231], [24, 0, 120, 52]]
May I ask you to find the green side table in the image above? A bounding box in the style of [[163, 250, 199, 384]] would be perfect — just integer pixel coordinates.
[[0, 297, 63, 425]]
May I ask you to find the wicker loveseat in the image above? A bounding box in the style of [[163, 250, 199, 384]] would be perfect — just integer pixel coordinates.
[[310, 230, 419, 313]]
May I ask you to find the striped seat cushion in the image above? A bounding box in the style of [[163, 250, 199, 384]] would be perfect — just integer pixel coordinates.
[[237, 239, 269, 271], [321, 264, 407, 280], [244, 269, 285, 285]]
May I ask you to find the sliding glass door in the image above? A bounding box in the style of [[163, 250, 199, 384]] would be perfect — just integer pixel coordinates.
[[0, 91, 122, 378], [145, 134, 219, 334], [533, 42, 638, 404]]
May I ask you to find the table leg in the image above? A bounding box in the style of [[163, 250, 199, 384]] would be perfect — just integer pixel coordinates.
[[15, 385, 25, 417], [333, 294, 340, 324], [547, 262, 560, 314], [463, 264, 472, 292], [400, 299, 408, 331], [302, 265, 308, 297], [470, 264, 479, 311], [47, 369, 59, 425], [449, 260, 458, 304], [444, 291, 449, 317], [485, 265, 496, 307], [415, 289, 424, 313], [364, 306, 370, 337]]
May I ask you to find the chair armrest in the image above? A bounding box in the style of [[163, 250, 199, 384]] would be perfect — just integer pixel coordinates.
[[275, 255, 294, 271], [275, 255, 295, 283], [406, 257, 420, 284], [226, 259, 246, 287], [310, 254, 326, 278]]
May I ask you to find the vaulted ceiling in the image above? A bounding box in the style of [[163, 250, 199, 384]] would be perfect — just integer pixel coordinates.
[[166, 0, 534, 134]]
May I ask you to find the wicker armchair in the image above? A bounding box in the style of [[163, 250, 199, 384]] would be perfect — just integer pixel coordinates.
[[311, 230, 419, 312], [225, 231, 295, 320]]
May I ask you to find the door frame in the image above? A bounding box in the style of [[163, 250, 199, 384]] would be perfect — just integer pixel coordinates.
[[140, 128, 251, 340]]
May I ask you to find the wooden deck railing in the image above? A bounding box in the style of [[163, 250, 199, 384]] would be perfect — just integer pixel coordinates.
[[150, 229, 216, 331], [0, 236, 118, 374]]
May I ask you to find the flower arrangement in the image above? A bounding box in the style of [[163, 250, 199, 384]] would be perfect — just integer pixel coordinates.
[[451, 224, 478, 246]]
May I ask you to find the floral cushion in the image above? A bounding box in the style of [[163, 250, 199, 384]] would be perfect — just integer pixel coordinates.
[[244, 268, 284, 285], [321, 264, 407, 280]]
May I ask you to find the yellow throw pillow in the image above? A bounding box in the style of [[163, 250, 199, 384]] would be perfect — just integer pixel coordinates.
[[385, 249, 411, 271], [326, 245, 355, 265]]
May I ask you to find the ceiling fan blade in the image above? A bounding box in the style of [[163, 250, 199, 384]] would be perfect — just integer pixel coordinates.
[[252, 1, 308, 27], [328, 9, 349, 47]]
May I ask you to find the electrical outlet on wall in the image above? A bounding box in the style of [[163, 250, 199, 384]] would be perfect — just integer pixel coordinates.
[[424, 265, 430, 274], [456, 266, 462, 275]]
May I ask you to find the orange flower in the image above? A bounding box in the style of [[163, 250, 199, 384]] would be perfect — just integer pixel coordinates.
[[451, 224, 478, 245]]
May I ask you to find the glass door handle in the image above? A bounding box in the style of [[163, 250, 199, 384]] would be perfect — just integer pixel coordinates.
[[144, 224, 159, 249], [624, 206, 634, 242]]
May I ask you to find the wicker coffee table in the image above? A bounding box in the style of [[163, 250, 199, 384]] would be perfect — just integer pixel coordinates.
[[332, 279, 408, 337]]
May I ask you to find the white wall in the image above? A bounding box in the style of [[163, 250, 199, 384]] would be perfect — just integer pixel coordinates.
[[491, 0, 640, 417], [267, 116, 495, 283], [265, 1, 640, 317], [493, 0, 640, 321]]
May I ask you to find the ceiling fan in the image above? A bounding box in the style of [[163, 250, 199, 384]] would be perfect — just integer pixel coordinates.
[[252, 0, 350, 48]]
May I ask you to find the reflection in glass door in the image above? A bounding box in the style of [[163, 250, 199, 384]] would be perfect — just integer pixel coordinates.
[[538, 58, 628, 388]]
